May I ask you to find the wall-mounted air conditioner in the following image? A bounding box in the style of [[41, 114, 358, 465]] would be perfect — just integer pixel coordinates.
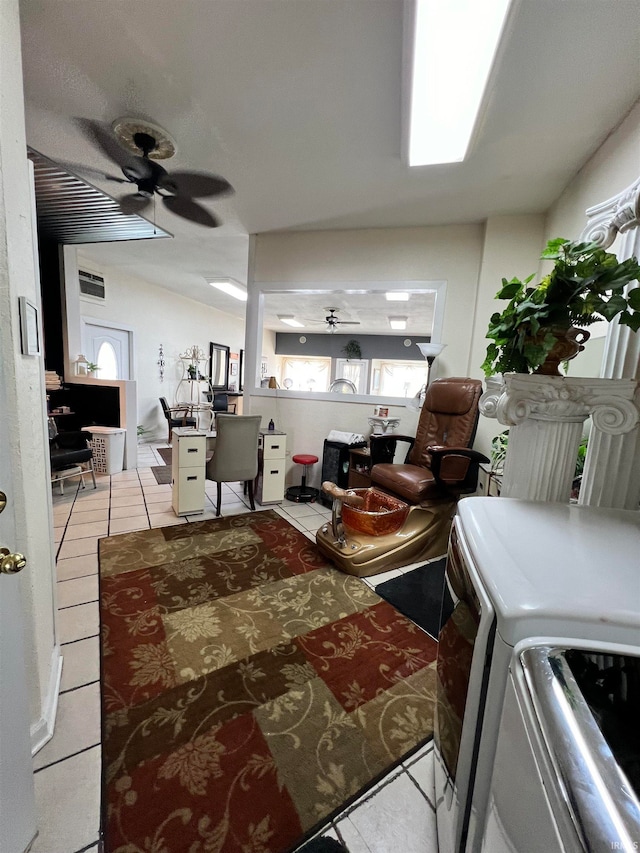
[[78, 269, 105, 303]]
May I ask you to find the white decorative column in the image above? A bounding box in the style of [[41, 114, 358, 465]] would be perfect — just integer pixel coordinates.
[[578, 177, 640, 509], [480, 375, 638, 502]]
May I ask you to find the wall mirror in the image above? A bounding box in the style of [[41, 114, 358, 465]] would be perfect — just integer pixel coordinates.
[[209, 341, 230, 390], [245, 280, 447, 404]]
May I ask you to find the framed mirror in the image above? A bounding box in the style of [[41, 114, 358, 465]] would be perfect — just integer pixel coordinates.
[[209, 341, 230, 391], [239, 349, 245, 392]]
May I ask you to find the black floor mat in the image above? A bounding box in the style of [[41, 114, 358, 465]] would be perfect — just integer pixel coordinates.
[[375, 557, 452, 638]]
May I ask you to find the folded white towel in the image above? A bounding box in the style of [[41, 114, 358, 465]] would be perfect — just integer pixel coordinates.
[[326, 430, 366, 444]]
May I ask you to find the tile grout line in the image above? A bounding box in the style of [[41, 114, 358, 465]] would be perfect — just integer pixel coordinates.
[[59, 678, 100, 696], [33, 742, 101, 774], [61, 633, 99, 646]]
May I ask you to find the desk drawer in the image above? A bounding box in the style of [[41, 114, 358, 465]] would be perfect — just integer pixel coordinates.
[[176, 435, 206, 467], [261, 434, 286, 459], [173, 468, 205, 515]]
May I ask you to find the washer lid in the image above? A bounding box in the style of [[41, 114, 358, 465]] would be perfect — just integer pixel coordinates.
[[456, 497, 640, 645]]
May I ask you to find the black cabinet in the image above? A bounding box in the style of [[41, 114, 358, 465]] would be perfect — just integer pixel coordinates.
[[320, 440, 366, 506]]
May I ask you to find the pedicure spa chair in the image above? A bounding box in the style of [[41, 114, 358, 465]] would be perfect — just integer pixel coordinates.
[[315, 378, 488, 577]]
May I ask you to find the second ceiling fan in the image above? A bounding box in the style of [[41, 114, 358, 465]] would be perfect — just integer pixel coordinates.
[[306, 308, 361, 334]]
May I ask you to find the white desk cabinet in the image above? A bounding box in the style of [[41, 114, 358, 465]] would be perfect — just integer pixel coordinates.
[[256, 429, 286, 505], [171, 428, 207, 516]]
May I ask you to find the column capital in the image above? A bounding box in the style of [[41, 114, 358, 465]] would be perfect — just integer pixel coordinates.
[[481, 374, 638, 433], [581, 176, 640, 248]]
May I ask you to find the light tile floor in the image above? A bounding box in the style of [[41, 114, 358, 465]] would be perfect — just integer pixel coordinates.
[[34, 442, 437, 853]]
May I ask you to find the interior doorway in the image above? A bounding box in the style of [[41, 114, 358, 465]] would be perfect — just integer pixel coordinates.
[[82, 320, 133, 380]]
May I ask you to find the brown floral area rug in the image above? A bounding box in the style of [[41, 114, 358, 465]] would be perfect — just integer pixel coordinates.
[[99, 510, 437, 853]]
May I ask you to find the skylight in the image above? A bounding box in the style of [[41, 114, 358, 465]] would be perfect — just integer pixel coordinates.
[[408, 0, 512, 166]]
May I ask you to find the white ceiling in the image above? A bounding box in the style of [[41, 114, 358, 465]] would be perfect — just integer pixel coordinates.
[[19, 0, 640, 333]]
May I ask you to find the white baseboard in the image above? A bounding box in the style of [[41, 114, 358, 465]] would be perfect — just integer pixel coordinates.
[[30, 644, 63, 755]]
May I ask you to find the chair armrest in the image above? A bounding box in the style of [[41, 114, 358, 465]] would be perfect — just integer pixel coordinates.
[[428, 446, 490, 487], [369, 433, 415, 466]]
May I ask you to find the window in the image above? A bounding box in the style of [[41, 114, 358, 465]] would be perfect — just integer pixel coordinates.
[[96, 341, 118, 380], [335, 359, 368, 394], [280, 356, 331, 392], [372, 359, 427, 399]]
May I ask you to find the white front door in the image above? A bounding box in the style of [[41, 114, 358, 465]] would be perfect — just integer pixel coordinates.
[[82, 321, 132, 380], [0, 488, 36, 852]]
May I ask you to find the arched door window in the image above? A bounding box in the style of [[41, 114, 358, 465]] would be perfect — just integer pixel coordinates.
[[97, 341, 118, 380]]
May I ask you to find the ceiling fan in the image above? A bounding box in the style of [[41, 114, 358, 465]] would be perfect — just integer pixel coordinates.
[[70, 117, 233, 227], [306, 308, 361, 334]]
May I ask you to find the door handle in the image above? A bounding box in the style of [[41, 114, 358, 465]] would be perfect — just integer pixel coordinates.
[[0, 547, 27, 575], [0, 491, 6, 514]]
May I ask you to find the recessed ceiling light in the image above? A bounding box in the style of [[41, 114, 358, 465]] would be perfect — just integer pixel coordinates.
[[389, 317, 408, 330], [208, 278, 247, 302], [385, 292, 410, 302], [408, 0, 512, 166], [278, 315, 305, 328]]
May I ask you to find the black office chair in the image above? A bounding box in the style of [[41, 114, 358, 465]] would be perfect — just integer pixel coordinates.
[[49, 421, 97, 494], [159, 397, 196, 442]]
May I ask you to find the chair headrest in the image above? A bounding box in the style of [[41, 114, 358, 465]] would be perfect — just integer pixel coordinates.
[[424, 378, 483, 415]]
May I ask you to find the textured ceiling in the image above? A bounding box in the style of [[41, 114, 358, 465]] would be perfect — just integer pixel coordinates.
[[19, 0, 640, 332]]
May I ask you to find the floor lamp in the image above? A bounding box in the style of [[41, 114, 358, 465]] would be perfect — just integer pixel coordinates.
[[417, 342, 447, 386]]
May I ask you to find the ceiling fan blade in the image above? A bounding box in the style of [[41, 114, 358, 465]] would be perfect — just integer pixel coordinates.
[[162, 195, 220, 227], [336, 321, 361, 325], [58, 160, 128, 185], [119, 194, 152, 216], [75, 117, 136, 169], [159, 171, 234, 199]]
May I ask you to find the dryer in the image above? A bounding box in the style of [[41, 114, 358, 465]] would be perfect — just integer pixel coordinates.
[[433, 497, 640, 853]]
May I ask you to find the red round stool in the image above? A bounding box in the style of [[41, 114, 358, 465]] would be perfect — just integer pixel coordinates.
[[286, 453, 319, 503]]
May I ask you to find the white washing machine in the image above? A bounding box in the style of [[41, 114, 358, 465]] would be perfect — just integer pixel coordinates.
[[481, 641, 640, 852], [433, 497, 640, 853]]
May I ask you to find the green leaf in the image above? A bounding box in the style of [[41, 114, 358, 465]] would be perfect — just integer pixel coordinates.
[[619, 311, 640, 333], [627, 287, 640, 310], [598, 294, 627, 321], [496, 280, 523, 299]]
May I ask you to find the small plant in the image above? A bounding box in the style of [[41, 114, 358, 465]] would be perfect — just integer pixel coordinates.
[[342, 339, 362, 360], [86, 361, 99, 373], [490, 430, 509, 473], [482, 238, 640, 377]]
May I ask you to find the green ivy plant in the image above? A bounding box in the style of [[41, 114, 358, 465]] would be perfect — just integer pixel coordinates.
[[482, 238, 640, 377]]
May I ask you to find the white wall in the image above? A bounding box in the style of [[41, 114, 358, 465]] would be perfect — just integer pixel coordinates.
[[248, 221, 554, 465], [248, 224, 485, 481], [70, 250, 246, 440]]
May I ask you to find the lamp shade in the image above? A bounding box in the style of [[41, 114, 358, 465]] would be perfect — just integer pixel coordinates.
[[417, 342, 447, 360]]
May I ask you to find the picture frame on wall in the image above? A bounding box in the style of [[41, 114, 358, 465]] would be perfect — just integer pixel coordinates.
[[19, 296, 40, 356], [230, 362, 238, 376]]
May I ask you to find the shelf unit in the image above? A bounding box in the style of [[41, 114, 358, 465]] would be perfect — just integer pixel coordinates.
[[175, 345, 212, 408], [348, 446, 371, 489]]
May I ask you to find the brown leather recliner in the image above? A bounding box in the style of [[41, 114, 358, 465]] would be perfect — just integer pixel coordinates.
[[370, 377, 487, 504]]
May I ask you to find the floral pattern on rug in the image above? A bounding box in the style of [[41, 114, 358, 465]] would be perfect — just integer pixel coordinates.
[[100, 510, 438, 853]]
